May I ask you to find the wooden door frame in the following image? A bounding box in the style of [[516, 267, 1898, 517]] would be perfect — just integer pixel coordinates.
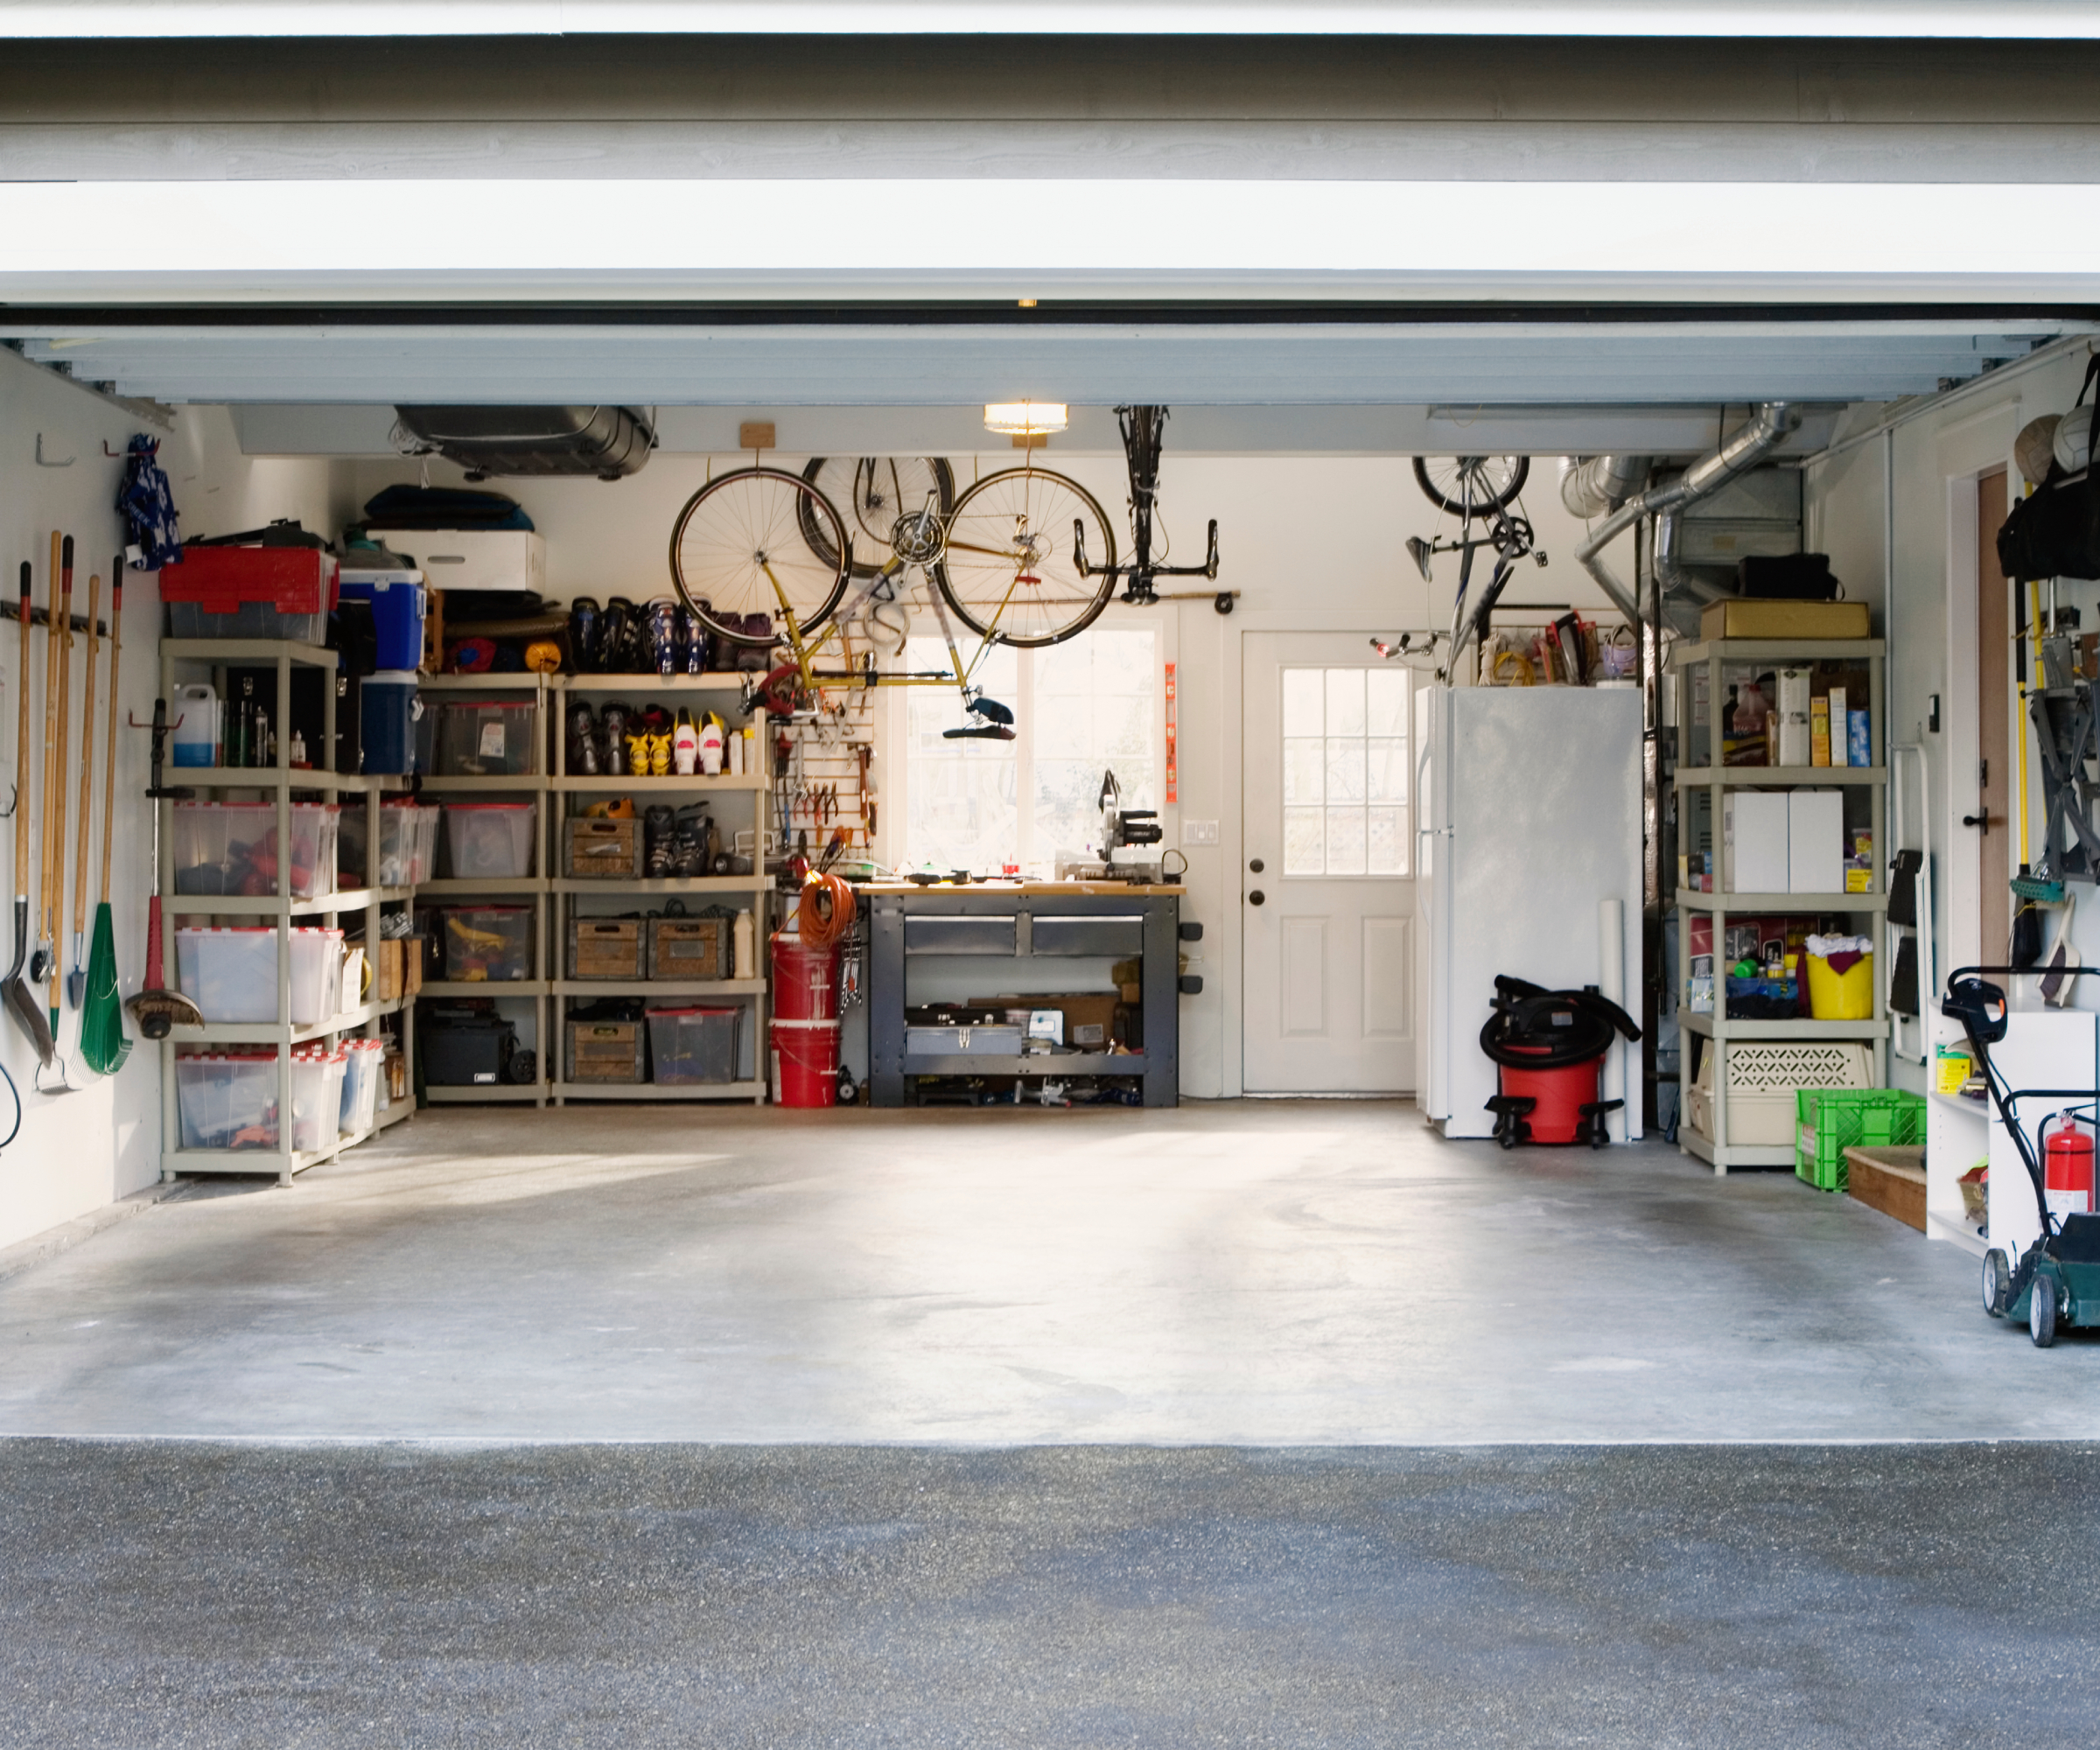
[[1937, 400, 2026, 984]]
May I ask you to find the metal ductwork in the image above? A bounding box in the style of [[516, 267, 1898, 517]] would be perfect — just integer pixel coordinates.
[[392, 405, 654, 480], [1559, 453, 1652, 521], [1573, 402, 1801, 621]]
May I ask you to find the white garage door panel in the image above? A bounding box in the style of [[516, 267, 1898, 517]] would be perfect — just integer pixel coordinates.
[[2, 321, 2075, 409]]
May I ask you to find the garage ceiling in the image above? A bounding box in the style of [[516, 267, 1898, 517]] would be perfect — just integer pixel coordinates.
[[1, 317, 2076, 410]]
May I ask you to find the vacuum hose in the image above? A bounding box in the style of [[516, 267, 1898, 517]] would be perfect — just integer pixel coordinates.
[[1479, 974, 1642, 1070]]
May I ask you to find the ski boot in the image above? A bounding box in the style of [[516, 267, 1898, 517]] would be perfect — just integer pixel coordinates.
[[645, 597, 680, 677], [669, 804, 710, 878], [643, 805, 676, 877], [568, 595, 601, 673], [565, 701, 601, 776], [598, 701, 634, 776]]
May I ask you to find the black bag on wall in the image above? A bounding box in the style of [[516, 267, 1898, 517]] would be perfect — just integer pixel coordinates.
[[1998, 356, 2100, 584]]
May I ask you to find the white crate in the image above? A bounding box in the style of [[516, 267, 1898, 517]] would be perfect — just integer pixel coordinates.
[[362, 528, 545, 594], [1689, 1040, 1872, 1146]]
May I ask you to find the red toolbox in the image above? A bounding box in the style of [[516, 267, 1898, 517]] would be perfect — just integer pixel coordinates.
[[160, 546, 340, 642]]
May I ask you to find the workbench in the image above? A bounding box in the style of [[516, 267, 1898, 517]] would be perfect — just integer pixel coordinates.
[[864, 882, 1186, 1108]]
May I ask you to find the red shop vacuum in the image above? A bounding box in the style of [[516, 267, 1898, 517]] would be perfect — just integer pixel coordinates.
[[1480, 974, 1642, 1149]]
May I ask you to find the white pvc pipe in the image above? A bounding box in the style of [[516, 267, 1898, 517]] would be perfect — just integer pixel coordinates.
[[1599, 898, 1626, 1144]]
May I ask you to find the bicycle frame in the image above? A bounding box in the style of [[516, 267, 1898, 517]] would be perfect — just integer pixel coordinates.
[[1073, 405, 1220, 606]]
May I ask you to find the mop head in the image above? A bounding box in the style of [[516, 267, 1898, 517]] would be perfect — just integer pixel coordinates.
[[80, 902, 130, 1075]]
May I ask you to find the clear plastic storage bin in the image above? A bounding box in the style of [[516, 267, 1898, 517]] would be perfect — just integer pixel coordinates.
[[172, 801, 340, 900], [290, 1047, 346, 1152], [175, 1052, 280, 1151], [339, 1038, 385, 1135], [648, 1005, 742, 1084], [444, 802, 536, 879], [176, 926, 343, 1025], [442, 906, 533, 982], [437, 698, 537, 776]]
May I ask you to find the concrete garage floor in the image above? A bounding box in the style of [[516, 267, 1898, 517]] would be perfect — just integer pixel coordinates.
[[0, 1102, 2091, 1441], [6, 1102, 2100, 1746]]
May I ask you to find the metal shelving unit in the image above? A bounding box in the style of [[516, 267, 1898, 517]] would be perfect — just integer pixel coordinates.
[[157, 638, 417, 1183], [550, 673, 770, 1104], [1670, 637, 1888, 1174], [414, 672, 555, 1107]]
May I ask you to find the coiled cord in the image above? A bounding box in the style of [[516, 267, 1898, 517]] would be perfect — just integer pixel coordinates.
[[796, 871, 857, 950]]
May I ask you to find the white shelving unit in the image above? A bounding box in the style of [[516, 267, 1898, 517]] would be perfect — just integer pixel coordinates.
[[1670, 637, 1890, 1174], [550, 675, 771, 1103], [157, 638, 417, 1183]]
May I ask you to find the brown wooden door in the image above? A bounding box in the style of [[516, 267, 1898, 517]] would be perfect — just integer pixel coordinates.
[[1978, 467, 2010, 960]]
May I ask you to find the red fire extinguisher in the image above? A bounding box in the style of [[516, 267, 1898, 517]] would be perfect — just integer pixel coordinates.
[[2042, 1112, 2096, 1216]]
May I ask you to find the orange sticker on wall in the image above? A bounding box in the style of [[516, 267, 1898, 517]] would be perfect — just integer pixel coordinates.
[[1164, 661, 1178, 804]]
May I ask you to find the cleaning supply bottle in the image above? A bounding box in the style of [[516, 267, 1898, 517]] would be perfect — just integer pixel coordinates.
[[673, 708, 698, 776], [732, 908, 755, 979]]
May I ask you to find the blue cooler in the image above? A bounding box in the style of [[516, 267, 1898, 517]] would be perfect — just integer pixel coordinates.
[[360, 671, 421, 775], [338, 564, 427, 672]]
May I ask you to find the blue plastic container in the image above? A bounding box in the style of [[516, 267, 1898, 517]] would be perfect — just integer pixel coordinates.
[[339, 567, 427, 672], [360, 671, 421, 775]]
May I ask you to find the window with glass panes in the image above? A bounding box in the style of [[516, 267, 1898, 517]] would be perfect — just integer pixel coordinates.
[[903, 626, 1157, 876], [1281, 667, 1410, 877]]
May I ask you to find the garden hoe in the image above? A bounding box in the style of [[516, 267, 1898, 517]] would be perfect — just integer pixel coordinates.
[[124, 697, 200, 1040], [2, 560, 52, 1065]]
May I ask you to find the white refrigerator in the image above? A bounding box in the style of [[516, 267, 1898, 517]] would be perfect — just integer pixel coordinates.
[[1412, 685, 1645, 1141]]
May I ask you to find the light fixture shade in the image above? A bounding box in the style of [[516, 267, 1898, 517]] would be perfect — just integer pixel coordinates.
[[983, 401, 1069, 437]]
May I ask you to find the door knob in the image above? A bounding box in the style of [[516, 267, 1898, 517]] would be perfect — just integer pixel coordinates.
[[1249, 858, 1264, 873], [1248, 889, 1265, 906]]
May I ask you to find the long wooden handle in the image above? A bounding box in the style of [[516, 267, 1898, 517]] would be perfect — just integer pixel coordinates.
[[38, 534, 61, 942], [49, 537, 73, 975], [13, 564, 30, 898], [100, 570, 122, 906], [73, 573, 99, 930]]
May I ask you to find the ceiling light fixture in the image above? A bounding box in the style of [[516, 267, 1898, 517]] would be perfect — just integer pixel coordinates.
[[983, 401, 1068, 438]]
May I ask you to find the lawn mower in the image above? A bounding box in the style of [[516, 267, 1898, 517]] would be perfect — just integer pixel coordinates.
[[1942, 965, 2100, 1347]]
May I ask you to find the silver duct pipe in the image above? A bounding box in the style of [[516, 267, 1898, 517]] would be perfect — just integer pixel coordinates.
[[1574, 402, 1801, 621], [1560, 453, 1652, 521]]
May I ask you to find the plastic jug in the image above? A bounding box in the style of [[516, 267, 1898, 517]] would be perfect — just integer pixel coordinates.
[[172, 683, 219, 767]]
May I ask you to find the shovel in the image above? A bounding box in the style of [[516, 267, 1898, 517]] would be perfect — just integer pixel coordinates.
[[66, 572, 99, 1011], [125, 698, 201, 1040], [3, 560, 52, 1064], [38, 536, 78, 1093]]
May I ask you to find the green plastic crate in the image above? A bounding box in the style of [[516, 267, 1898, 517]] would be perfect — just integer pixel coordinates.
[[1794, 1088, 1926, 1192]]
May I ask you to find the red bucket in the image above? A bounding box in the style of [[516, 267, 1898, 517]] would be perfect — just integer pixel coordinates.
[[772, 1018, 839, 1108], [770, 932, 839, 1024]]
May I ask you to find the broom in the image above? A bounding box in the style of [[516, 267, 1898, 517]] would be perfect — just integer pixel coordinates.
[[80, 570, 129, 1075]]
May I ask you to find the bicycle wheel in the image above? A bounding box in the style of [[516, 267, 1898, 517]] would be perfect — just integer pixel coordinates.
[[801, 457, 955, 578], [1413, 456, 1530, 518], [669, 466, 850, 641], [938, 466, 1117, 648]]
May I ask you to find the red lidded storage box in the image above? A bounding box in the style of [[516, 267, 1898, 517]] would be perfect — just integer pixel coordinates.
[[160, 546, 340, 643]]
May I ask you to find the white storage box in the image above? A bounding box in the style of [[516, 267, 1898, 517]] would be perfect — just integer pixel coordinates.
[[444, 802, 536, 880], [291, 1048, 346, 1152], [1721, 791, 1790, 894], [340, 1039, 384, 1135], [1788, 788, 1845, 895], [175, 1052, 279, 1151], [1687, 1040, 1872, 1147], [176, 926, 343, 1026], [362, 528, 545, 594]]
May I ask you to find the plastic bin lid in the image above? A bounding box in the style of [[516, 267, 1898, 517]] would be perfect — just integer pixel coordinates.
[[368, 670, 420, 684], [446, 802, 534, 811]]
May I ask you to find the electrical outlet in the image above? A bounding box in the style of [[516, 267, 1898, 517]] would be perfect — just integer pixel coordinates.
[[1181, 819, 1220, 846]]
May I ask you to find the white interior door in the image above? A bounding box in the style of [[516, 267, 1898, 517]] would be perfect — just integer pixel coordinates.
[[1242, 633, 1415, 1093]]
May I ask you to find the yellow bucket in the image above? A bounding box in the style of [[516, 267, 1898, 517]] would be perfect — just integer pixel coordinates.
[[1807, 950, 1874, 1020]]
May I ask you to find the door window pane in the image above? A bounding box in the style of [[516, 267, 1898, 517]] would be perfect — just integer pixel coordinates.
[[1279, 665, 1410, 878]]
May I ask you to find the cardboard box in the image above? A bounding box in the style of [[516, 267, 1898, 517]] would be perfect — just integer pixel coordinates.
[[374, 937, 402, 1002], [971, 991, 1122, 1051], [1810, 696, 1831, 766], [1788, 789, 1845, 894], [1722, 792, 1790, 893], [1700, 599, 1872, 641]]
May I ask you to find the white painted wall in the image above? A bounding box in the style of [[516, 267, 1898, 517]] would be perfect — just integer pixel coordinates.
[[0, 355, 344, 1251], [346, 446, 1634, 1097], [1804, 338, 2099, 1118]]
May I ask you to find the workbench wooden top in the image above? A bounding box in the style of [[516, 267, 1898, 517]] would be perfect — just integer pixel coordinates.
[[859, 882, 1186, 897]]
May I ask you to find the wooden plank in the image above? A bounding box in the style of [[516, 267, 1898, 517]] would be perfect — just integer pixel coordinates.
[[1846, 1144, 1927, 1233]]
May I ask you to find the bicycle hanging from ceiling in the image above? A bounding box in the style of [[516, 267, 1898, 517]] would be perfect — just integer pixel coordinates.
[[1374, 455, 1548, 682]]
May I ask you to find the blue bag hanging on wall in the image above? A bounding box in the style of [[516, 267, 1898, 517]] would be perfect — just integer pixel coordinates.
[[116, 434, 182, 570]]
